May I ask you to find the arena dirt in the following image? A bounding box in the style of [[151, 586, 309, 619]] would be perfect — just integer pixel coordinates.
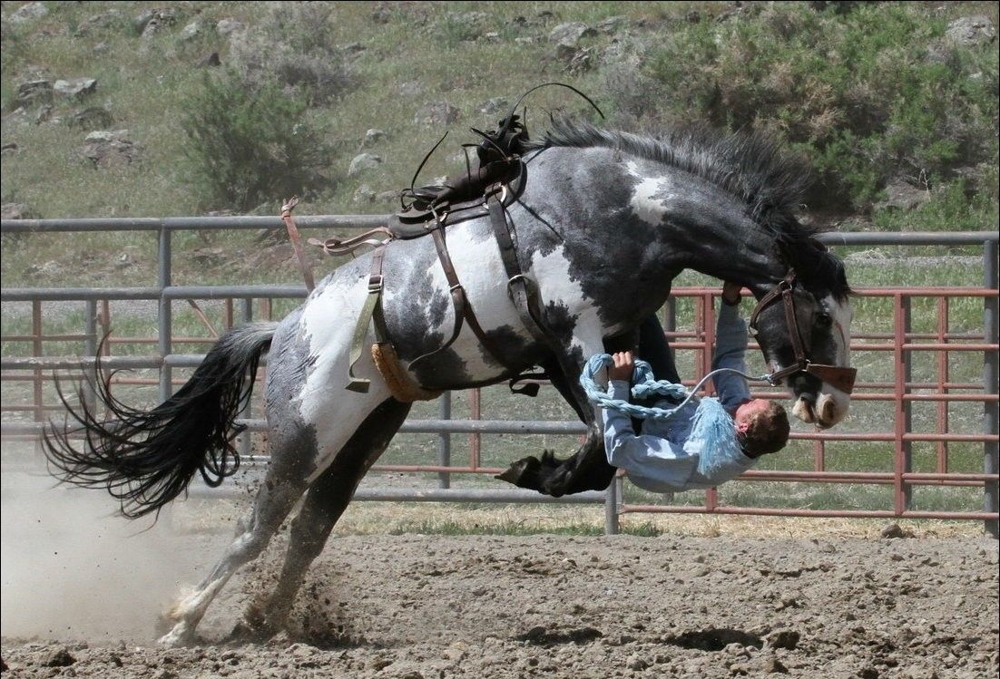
[[2, 472, 998, 679]]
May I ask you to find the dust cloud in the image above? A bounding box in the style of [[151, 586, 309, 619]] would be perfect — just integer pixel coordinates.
[[1, 449, 206, 642]]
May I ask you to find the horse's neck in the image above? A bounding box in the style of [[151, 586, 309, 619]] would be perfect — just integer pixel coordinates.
[[671, 222, 786, 297]]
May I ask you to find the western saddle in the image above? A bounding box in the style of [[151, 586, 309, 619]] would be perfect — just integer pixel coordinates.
[[308, 115, 555, 402]]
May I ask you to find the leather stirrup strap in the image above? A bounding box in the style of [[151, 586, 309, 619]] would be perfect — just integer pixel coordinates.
[[407, 227, 468, 369], [347, 244, 389, 393]]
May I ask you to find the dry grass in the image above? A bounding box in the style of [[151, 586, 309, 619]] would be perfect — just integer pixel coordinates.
[[166, 494, 989, 540], [332, 502, 988, 539]]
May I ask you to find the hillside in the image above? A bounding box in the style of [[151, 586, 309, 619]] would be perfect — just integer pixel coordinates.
[[1, 1, 997, 286]]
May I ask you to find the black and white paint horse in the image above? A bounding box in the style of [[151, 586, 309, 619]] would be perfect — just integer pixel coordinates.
[[44, 118, 854, 646]]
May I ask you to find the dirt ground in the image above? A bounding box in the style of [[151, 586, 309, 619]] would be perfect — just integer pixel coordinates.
[[2, 471, 998, 679]]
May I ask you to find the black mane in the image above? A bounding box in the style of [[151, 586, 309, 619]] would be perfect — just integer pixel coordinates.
[[525, 119, 851, 300]]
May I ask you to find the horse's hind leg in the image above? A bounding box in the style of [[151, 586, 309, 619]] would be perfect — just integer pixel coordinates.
[[234, 397, 412, 640], [157, 472, 309, 646]]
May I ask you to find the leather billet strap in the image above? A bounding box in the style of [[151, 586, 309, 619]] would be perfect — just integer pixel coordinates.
[[749, 273, 857, 394], [281, 197, 315, 292], [309, 227, 395, 257]]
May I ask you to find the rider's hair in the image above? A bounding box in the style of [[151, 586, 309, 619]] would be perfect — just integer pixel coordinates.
[[740, 401, 790, 458]]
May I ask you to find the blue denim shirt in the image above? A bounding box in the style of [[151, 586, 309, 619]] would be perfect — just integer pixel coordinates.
[[603, 303, 755, 493]]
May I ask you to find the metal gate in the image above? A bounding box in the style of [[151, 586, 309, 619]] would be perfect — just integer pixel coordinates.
[[1, 217, 996, 535]]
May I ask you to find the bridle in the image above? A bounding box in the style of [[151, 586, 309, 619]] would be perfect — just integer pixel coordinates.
[[747, 273, 857, 394]]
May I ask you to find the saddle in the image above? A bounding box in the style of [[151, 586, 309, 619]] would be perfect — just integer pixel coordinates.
[[309, 115, 553, 401]]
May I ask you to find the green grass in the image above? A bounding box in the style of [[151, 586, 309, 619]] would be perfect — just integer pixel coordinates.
[[1, 1, 996, 224]]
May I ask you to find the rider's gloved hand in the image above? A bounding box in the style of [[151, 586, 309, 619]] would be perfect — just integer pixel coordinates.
[[722, 281, 742, 306]]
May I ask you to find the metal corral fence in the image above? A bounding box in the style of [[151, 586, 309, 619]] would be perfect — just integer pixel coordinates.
[[1, 216, 997, 536]]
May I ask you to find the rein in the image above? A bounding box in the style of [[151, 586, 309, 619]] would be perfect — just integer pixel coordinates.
[[748, 273, 857, 394], [580, 353, 770, 421]]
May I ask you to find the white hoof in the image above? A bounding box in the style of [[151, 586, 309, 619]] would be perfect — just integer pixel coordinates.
[[157, 624, 194, 647]]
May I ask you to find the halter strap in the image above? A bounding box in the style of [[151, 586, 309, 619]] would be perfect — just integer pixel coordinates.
[[748, 273, 857, 394]]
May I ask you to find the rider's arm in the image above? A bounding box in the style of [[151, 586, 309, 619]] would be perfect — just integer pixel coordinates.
[[710, 300, 752, 411], [602, 380, 698, 492]]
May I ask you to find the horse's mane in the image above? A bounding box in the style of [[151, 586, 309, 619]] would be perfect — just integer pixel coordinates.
[[524, 119, 851, 299]]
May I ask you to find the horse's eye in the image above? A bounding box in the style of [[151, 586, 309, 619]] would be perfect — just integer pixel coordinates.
[[815, 312, 832, 327]]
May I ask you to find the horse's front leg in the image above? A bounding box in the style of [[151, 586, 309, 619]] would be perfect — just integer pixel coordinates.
[[497, 331, 615, 497]]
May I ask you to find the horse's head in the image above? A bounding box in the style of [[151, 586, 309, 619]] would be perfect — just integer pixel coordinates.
[[748, 270, 855, 429]]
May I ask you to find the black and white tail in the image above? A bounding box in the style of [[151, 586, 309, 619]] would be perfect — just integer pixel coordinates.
[[43, 322, 277, 518]]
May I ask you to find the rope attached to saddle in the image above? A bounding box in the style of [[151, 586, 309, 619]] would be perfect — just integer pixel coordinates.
[[580, 354, 774, 475], [578, 353, 770, 421]]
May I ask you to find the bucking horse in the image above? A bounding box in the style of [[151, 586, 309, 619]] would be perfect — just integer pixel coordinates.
[[43, 96, 855, 645]]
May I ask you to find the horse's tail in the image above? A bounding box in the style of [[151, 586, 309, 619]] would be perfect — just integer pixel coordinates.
[[42, 322, 278, 519]]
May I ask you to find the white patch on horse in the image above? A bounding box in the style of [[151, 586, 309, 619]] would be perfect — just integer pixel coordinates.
[[626, 161, 671, 227], [823, 293, 853, 368], [529, 244, 609, 352], [386, 250, 454, 346], [793, 293, 854, 427], [298, 277, 390, 481]]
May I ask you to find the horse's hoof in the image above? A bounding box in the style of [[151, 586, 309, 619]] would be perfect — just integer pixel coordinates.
[[541, 474, 569, 498], [157, 627, 194, 648], [495, 456, 542, 489]]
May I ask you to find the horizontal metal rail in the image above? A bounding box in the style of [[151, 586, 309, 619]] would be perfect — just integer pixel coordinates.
[[2, 217, 997, 535]]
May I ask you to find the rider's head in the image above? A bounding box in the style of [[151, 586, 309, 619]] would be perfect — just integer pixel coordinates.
[[734, 399, 790, 458]]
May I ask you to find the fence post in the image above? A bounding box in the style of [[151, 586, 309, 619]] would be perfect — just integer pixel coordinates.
[[157, 223, 172, 402], [984, 238, 999, 539], [438, 392, 452, 489], [604, 475, 620, 535], [902, 296, 913, 513]]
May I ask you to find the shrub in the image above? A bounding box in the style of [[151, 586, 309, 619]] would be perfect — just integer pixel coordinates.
[[638, 3, 999, 216], [179, 70, 334, 213], [226, 2, 353, 106]]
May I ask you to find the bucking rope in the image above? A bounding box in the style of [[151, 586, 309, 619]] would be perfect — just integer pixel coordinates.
[[579, 353, 771, 421]]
